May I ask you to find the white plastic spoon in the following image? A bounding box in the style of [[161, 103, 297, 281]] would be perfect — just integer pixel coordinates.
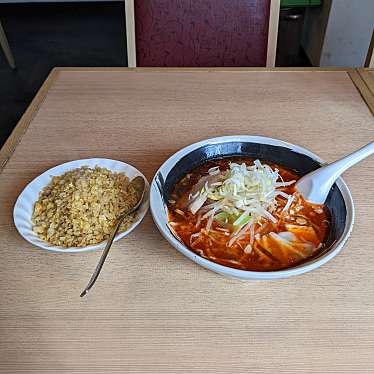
[[295, 141, 374, 205]]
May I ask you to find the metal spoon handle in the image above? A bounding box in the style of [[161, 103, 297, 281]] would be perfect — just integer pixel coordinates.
[[80, 175, 145, 298], [80, 213, 127, 298]]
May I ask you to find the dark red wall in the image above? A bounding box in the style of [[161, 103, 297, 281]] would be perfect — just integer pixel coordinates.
[[135, 0, 271, 67]]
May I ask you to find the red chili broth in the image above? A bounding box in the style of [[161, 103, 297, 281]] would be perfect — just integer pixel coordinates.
[[167, 158, 330, 271]]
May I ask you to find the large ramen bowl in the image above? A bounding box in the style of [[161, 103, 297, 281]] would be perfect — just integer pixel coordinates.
[[150, 136, 354, 279]]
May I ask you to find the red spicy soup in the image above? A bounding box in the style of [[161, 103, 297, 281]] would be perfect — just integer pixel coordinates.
[[167, 158, 330, 271]]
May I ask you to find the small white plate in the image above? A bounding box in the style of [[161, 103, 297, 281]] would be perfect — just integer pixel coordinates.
[[14, 158, 149, 253]]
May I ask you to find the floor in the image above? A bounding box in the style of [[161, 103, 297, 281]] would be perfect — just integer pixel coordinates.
[[0, 2, 127, 146]]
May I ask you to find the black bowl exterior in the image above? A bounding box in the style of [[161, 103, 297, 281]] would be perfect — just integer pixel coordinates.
[[162, 141, 346, 260]]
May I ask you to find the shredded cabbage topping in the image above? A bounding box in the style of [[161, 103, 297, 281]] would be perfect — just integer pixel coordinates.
[[188, 160, 295, 238]]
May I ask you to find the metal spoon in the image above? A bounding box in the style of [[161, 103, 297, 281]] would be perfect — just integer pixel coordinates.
[[80, 176, 146, 297], [295, 140, 374, 204]]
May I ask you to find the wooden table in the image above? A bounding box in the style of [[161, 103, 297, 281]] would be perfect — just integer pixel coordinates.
[[1, 68, 374, 374]]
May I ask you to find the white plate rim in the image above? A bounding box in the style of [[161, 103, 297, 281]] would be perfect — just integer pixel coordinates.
[[13, 158, 150, 253]]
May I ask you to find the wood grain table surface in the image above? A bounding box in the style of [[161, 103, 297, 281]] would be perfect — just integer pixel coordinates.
[[0, 68, 374, 373]]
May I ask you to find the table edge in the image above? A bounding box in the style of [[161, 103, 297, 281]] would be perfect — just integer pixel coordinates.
[[0, 68, 60, 173], [358, 68, 374, 97], [28, 66, 361, 72], [349, 69, 374, 116], [1, 67, 373, 175]]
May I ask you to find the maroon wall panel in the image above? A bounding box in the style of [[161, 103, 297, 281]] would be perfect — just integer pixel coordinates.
[[135, 0, 271, 67]]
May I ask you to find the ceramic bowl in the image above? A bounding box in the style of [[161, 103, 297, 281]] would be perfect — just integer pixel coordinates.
[[150, 136, 354, 279], [14, 158, 149, 252]]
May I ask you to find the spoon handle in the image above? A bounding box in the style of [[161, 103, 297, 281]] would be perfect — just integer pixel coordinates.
[[296, 140, 374, 204], [323, 142, 374, 187], [80, 213, 127, 298], [324, 141, 374, 179]]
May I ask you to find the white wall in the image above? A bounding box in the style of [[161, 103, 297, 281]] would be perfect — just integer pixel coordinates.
[[302, 0, 374, 67]]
